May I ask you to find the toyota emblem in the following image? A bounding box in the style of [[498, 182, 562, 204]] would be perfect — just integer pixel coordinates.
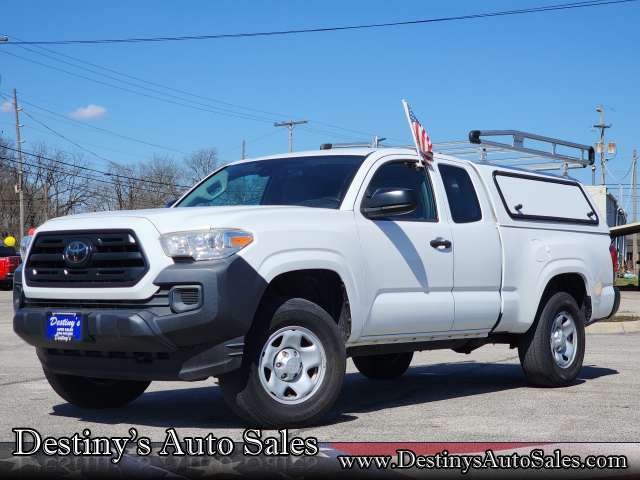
[[63, 240, 91, 266]]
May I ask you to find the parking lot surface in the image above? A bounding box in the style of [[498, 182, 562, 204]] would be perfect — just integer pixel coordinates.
[[1, 290, 638, 442]]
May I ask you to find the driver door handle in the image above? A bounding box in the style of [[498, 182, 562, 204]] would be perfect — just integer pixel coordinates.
[[430, 238, 452, 249]]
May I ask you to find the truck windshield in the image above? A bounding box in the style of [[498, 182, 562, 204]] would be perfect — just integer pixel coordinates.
[[176, 155, 366, 209]]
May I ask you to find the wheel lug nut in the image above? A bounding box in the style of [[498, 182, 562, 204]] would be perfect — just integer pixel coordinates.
[[281, 374, 287, 379], [276, 362, 282, 368], [282, 351, 288, 357]]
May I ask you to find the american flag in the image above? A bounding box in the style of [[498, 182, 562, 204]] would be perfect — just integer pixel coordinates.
[[402, 100, 433, 163]]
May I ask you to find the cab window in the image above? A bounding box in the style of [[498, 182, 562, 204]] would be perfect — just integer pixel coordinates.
[[364, 161, 437, 221], [438, 164, 482, 223]]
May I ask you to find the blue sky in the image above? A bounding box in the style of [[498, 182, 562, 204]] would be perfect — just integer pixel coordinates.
[[0, 1, 638, 200]]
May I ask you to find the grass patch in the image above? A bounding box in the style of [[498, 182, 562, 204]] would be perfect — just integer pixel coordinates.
[[615, 277, 637, 287]]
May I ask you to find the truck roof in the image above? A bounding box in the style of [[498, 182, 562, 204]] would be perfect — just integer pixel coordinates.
[[231, 146, 581, 184], [234, 130, 593, 183]]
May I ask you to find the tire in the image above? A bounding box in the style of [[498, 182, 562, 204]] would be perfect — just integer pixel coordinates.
[[219, 297, 346, 427], [518, 291, 585, 387], [43, 369, 150, 408], [353, 352, 413, 380]]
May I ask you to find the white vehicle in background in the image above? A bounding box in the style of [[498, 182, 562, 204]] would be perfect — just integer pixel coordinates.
[[13, 130, 619, 427]]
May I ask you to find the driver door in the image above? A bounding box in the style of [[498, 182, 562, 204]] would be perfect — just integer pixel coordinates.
[[356, 157, 455, 336]]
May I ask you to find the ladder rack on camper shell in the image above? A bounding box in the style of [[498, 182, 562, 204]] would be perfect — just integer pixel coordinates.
[[320, 130, 595, 176], [436, 130, 595, 175]]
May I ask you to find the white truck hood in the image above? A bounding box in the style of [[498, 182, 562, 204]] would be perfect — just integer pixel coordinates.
[[40, 205, 309, 235]]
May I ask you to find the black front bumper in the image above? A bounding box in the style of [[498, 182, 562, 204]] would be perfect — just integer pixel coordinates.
[[13, 257, 267, 381]]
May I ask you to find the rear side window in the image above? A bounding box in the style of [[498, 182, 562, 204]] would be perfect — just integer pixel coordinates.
[[493, 171, 598, 225], [438, 164, 482, 223], [365, 161, 437, 221]]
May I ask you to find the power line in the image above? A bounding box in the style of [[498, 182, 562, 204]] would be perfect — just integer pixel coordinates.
[[0, 49, 370, 142], [8, 41, 385, 141], [0, 119, 151, 161], [2, 109, 284, 179], [19, 108, 192, 185], [20, 108, 116, 167], [12, 44, 281, 123], [0, 92, 189, 154], [0, 1, 634, 45], [0, 50, 281, 124], [1, 155, 181, 200], [1, 145, 189, 189]]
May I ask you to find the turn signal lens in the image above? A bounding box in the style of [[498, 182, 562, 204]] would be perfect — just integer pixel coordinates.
[[230, 234, 253, 248]]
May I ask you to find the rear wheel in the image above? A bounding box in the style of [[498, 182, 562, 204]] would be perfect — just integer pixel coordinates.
[[219, 297, 345, 427], [43, 369, 150, 408], [353, 352, 413, 380], [518, 292, 585, 387]]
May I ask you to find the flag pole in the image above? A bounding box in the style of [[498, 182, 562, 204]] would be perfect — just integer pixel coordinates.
[[401, 99, 432, 166], [401, 100, 421, 166]]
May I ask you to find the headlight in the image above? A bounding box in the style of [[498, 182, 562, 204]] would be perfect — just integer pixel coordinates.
[[20, 235, 33, 259], [160, 228, 253, 261]]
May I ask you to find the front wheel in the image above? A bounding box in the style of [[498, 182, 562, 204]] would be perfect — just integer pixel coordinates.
[[219, 297, 346, 427], [43, 369, 150, 408], [518, 292, 586, 387]]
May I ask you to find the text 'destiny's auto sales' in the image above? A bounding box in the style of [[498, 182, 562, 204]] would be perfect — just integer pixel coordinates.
[[8, 427, 631, 476], [12, 428, 319, 463]]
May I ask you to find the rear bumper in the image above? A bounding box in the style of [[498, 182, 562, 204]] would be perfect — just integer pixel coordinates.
[[606, 286, 621, 320], [13, 256, 267, 381], [587, 286, 620, 326]]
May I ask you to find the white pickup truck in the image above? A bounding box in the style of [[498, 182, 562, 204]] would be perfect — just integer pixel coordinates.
[[13, 131, 619, 426]]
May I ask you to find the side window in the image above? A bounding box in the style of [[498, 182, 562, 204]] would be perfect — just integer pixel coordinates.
[[364, 161, 437, 221], [438, 164, 482, 223]]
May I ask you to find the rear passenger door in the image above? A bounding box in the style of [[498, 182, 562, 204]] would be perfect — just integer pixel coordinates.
[[356, 157, 455, 336], [438, 162, 502, 331]]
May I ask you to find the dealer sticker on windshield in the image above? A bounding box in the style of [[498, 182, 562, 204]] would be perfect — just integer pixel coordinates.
[[46, 312, 83, 343]]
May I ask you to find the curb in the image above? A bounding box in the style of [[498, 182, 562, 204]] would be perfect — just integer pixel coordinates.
[[587, 320, 640, 334]]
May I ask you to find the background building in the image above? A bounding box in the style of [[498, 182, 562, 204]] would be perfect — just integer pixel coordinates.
[[584, 185, 630, 270]]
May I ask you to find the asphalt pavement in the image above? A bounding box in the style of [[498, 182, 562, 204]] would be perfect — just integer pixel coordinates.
[[1, 290, 638, 442]]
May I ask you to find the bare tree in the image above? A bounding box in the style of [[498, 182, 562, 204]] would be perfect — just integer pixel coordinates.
[[0, 137, 94, 235], [0, 136, 20, 236], [184, 148, 220, 185], [88, 155, 186, 211], [0, 135, 224, 232]]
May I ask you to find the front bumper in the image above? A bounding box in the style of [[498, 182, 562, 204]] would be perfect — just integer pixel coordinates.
[[13, 257, 267, 381]]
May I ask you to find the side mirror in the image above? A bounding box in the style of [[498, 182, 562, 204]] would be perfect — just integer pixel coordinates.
[[362, 188, 418, 219], [165, 199, 177, 208]]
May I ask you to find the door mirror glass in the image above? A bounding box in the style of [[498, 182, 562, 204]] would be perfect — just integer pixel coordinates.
[[362, 188, 418, 219]]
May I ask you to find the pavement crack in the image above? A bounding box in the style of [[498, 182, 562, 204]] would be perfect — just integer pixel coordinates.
[[0, 376, 45, 387]]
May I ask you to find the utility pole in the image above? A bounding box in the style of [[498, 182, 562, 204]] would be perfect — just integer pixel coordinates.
[[241, 139, 246, 160], [40, 155, 48, 222], [632, 149, 638, 280], [43, 180, 48, 222], [274, 120, 308, 152], [594, 105, 611, 185], [12, 89, 25, 242]]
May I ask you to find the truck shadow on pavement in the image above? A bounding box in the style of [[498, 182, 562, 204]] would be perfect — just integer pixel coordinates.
[[49, 361, 618, 429]]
